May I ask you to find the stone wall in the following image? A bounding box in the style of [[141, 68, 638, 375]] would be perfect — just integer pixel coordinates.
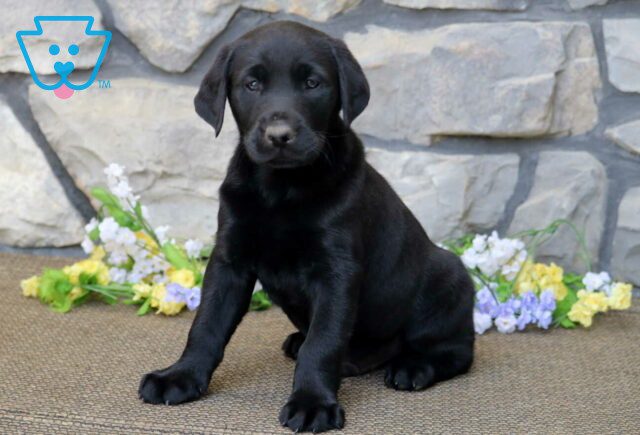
[[1, 0, 639, 286]]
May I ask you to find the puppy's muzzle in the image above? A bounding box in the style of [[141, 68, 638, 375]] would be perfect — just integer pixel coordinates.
[[265, 121, 296, 149]]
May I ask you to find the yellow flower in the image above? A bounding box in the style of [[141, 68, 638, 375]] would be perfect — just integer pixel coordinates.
[[568, 289, 611, 328], [568, 300, 595, 327], [64, 259, 110, 286], [608, 282, 632, 310], [20, 275, 40, 298], [577, 289, 608, 314], [90, 245, 106, 261], [136, 231, 159, 254], [69, 286, 88, 301], [133, 283, 152, 302], [149, 283, 184, 316], [168, 269, 195, 288], [515, 261, 568, 300], [96, 264, 110, 285], [547, 263, 564, 282]]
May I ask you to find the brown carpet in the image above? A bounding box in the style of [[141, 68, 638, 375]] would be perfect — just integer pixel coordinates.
[[0, 253, 638, 434]]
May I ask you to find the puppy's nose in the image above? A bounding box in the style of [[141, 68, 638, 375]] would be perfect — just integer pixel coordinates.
[[264, 122, 295, 148]]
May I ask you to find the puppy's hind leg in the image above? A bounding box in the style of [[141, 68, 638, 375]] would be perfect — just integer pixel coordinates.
[[341, 336, 402, 377], [385, 249, 475, 391]]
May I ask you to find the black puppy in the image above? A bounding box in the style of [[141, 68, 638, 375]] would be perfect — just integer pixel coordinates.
[[139, 21, 474, 433]]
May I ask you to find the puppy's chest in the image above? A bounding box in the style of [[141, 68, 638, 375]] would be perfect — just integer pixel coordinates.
[[226, 210, 326, 273]]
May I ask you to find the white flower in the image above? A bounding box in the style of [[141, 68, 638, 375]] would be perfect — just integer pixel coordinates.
[[501, 249, 528, 281], [461, 249, 481, 269], [84, 217, 99, 234], [108, 249, 128, 266], [139, 262, 153, 276], [104, 163, 124, 179], [155, 226, 170, 245], [149, 255, 169, 273], [111, 179, 132, 199], [80, 236, 95, 255], [124, 242, 142, 257], [127, 270, 145, 284], [495, 315, 517, 334], [115, 227, 137, 247], [109, 267, 128, 284], [185, 239, 204, 259], [461, 231, 526, 279], [152, 273, 168, 284], [583, 271, 611, 293], [98, 217, 120, 242], [471, 234, 487, 252], [473, 310, 493, 335]]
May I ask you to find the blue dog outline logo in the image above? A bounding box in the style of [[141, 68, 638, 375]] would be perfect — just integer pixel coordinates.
[[16, 16, 111, 98]]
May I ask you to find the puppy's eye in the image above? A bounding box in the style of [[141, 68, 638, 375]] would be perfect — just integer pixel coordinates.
[[305, 78, 320, 89], [245, 79, 260, 92]]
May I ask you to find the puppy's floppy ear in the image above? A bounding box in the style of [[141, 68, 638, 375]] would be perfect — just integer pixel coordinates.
[[194, 45, 233, 137], [330, 38, 370, 126]]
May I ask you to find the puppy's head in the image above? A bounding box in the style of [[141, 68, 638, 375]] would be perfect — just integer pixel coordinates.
[[195, 21, 369, 169]]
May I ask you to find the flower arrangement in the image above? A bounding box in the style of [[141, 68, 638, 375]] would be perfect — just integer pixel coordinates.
[[445, 222, 633, 334], [21, 165, 632, 331], [20, 164, 271, 316]]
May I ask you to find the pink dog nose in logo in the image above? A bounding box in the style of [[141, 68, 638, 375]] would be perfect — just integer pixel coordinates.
[[54, 84, 74, 99]]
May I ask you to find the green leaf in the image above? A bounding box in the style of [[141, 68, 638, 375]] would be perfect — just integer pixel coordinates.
[[88, 226, 100, 242], [72, 292, 92, 306], [563, 273, 584, 292], [107, 206, 140, 230], [137, 298, 152, 316], [91, 188, 142, 231], [553, 287, 578, 323], [78, 271, 94, 286], [50, 297, 73, 313], [494, 281, 513, 303], [39, 267, 75, 313], [250, 290, 272, 311], [559, 317, 576, 329], [99, 293, 118, 305], [442, 234, 474, 256], [90, 187, 122, 209], [39, 268, 71, 304], [162, 242, 193, 271]]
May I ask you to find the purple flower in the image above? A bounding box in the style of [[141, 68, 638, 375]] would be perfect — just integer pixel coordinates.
[[166, 283, 201, 311], [516, 310, 534, 331], [496, 300, 516, 318], [166, 282, 189, 303], [186, 287, 201, 311], [475, 287, 498, 317], [507, 297, 522, 314], [533, 290, 556, 325], [521, 291, 538, 312], [538, 290, 556, 311], [536, 310, 553, 329], [474, 309, 493, 334], [495, 314, 517, 334]]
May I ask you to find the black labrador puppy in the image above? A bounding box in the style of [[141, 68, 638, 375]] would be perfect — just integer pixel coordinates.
[[139, 21, 474, 433]]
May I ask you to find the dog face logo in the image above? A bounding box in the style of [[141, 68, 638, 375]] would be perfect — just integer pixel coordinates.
[[16, 16, 111, 99]]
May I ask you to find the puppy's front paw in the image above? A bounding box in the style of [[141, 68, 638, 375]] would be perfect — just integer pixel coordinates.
[[279, 391, 344, 433], [139, 363, 209, 405]]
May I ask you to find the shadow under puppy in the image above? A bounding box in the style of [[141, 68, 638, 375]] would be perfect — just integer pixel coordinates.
[[139, 21, 474, 433]]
